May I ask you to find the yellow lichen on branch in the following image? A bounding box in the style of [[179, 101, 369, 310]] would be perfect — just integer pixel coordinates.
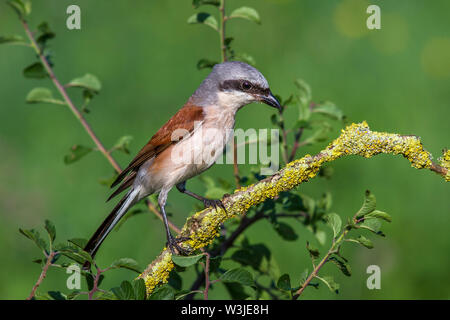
[[138, 121, 448, 294]]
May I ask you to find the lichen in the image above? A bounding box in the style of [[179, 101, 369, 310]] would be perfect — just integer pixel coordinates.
[[138, 121, 447, 295], [439, 149, 450, 182]]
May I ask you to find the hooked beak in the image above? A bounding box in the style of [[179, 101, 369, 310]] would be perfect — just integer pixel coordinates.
[[258, 91, 281, 112]]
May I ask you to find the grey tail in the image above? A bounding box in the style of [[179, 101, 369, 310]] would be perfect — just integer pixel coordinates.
[[82, 187, 140, 270]]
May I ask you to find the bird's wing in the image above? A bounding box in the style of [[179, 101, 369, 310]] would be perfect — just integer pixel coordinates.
[[108, 103, 205, 200]]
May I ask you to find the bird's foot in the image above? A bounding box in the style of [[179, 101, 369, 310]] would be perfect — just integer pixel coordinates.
[[203, 198, 227, 212], [167, 236, 191, 256]]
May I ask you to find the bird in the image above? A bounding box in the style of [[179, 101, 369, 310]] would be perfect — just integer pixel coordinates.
[[82, 61, 281, 267]]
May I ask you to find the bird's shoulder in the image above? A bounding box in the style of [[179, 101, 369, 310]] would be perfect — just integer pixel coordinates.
[[109, 102, 205, 189]]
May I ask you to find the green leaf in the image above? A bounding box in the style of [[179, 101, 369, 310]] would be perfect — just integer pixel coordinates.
[[295, 79, 312, 120], [187, 13, 218, 31], [67, 238, 88, 249], [112, 281, 135, 300], [349, 235, 374, 249], [313, 101, 344, 121], [360, 218, 384, 236], [112, 135, 133, 154], [26, 87, 65, 105], [301, 122, 332, 145], [94, 290, 117, 300], [317, 275, 339, 293], [23, 62, 47, 79], [86, 273, 104, 291], [220, 268, 254, 286], [56, 244, 92, 264], [329, 256, 351, 276], [356, 190, 377, 217], [44, 219, 56, 242], [171, 254, 204, 267], [19, 228, 47, 251], [314, 230, 327, 246], [168, 270, 183, 290], [67, 74, 102, 92], [229, 7, 261, 24], [306, 241, 320, 262], [0, 35, 26, 45], [273, 222, 298, 241], [223, 282, 249, 300], [277, 274, 291, 291], [7, 0, 31, 18], [110, 258, 141, 273], [317, 192, 333, 212], [233, 53, 256, 66], [325, 213, 342, 239], [81, 89, 95, 113], [133, 279, 147, 300], [231, 249, 262, 269], [197, 58, 217, 70], [36, 22, 55, 47], [192, 0, 220, 9], [149, 285, 175, 300], [365, 210, 392, 222], [48, 291, 66, 300], [209, 256, 222, 273], [63, 145, 93, 165], [299, 269, 309, 285]]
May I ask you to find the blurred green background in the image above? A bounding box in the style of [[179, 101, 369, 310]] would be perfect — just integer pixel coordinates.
[[0, 0, 449, 299]]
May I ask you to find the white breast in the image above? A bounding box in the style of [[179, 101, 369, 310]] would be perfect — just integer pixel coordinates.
[[143, 106, 236, 194]]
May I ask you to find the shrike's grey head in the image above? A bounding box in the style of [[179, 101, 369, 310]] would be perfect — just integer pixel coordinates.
[[191, 61, 281, 111]]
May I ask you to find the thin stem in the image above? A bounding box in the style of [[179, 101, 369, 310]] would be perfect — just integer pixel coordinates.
[[219, 0, 227, 62], [87, 266, 109, 300], [289, 127, 304, 162], [218, 0, 240, 188], [293, 227, 350, 299], [278, 108, 289, 164], [20, 19, 180, 234], [21, 19, 121, 173], [27, 251, 56, 300], [203, 252, 211, 300], [233, 137, 241, 188]]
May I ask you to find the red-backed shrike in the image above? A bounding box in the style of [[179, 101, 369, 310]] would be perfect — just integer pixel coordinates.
[[83, 61, 281, 264]]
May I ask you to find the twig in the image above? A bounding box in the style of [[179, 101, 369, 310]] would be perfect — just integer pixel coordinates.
[[219, 0, 227, 63], [87, 266, 110, 300], [233, 137, 241, 188], [288, 102, 315, 162], [27, 251, 56, 300], [292, 226, 350, 299], [289, 127, 304, 162], [278, 108, 289, 164], [202, 252, 211, 300], [218, 0, 240, 188]]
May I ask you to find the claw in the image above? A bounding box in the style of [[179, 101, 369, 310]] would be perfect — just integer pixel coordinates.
[[166, 236, 190, 255], [203, 199, 227, 213]]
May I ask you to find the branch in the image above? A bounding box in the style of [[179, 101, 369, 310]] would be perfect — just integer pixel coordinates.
[[19, 19, 180, 234], [138, 122, 449, 294], [27, 251, 56, 300]]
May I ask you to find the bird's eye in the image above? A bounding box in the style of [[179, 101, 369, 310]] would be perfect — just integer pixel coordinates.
[[241, 81, 252, 91]]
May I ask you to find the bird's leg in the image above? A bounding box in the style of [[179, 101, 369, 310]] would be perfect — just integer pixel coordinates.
[[158, 189, 189, 255], [176, 181, 226, 212]]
